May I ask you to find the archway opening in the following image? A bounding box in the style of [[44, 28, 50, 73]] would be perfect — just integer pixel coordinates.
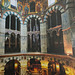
[[27, 58, 41, 74], [48, 61, 65, 75], [27, 17, 41, 52], [5, 33, 9, 53], [47, 10, 62, 28], [47, 30, 64, 54], [5, 14, 21, 53], [4, 60, 21, 75]]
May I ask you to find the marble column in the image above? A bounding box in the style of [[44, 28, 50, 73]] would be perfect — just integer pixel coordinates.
[[21, 24, 27, 53], [0, 18, 5, 54], [15, 17, 17, 30], [50, 14, 52, 28], [15, 17, 17, 48], [29, 19, 32, 51], [9, 15, 11, 29], [61, 11, 73, 55], [40, 22, 47, 53]]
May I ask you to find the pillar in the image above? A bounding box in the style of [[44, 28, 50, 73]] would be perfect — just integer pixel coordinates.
[[9, 15, 11, 29], [15, 17, 17, 48], [61, 10, 73, 55], [0, 18, 5, 54], [40, 22, 47, 53], [50, 14, 52, 28], [21, 23, 27, 53], [61, 0, 75, 56], [29, 19, 32, 50]]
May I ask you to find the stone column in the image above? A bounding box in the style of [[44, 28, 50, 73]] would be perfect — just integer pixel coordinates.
[[15, 17, 17, 48], [20, 59, 27, 75], [35, 18, 37, 31], [0, 18, 5, 54], [40, 22, 47, 53], [56, 10, 58, 26], [15, 35, 17, 48], [9, 34, 11, 48], [15, 17, 17, 30], [30, 34, 32, 50], [50, 14, 52, 28], [29, 19, 32, 50], [65, 0, 75, 56], [61, 10, 73, 55], [21, 24, 27, 53], [9, 15, 11, 29], [30, 19, 32, 31], [71, 22, 75, 56], [61, 0, 75, 56]]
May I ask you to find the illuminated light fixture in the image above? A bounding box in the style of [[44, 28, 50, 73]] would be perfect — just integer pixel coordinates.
[[15, 63, 18, 69], [56, 63, 60, 72]]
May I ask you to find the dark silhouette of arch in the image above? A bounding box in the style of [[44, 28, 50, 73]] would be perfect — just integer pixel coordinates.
[[47, 10, 62, 28], [51, 11, 56, 27], [17, 18, 20, 31], [4, 60, 21, 75], [5, 15, 9, 29], [11, 15, 15, 30], [10, 33, 15, 53], [47, 30, 64, 54], [48, 61, 66, 75], [5, 33, 10, 53], [57, 10, 62, 25], [17, 34, 20, 52], [27, 58, 41, 74]]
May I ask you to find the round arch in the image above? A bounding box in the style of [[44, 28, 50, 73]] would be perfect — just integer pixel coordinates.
[[4, 59, 21, 75], [27, 58, 41, 74], [48, 61, 66, 75], [2, 11, 23, 25], [24, 15, 43, 25], [44, 5, 65, 22]]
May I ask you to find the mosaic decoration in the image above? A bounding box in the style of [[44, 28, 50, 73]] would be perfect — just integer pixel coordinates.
[[10, 0, 17, 10], [0, 0, 1, 13], [4, 0, 10, 8], [37, 3, 41, 12], [18, 4, 22, 14], [24, 5, 29, 15], [1, 0, 48, 17]]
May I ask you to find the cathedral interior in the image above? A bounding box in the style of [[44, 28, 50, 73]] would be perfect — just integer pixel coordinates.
[[0, 0, 75, 75]]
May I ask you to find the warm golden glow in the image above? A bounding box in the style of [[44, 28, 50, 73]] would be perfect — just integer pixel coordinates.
[[64, 66, 75, 75], [56, 63, 60, 72], [34, 68, 38, 72], [41, 60, 49, 68], [15, 63, 18, 69], [63, 34, 73, 55]]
